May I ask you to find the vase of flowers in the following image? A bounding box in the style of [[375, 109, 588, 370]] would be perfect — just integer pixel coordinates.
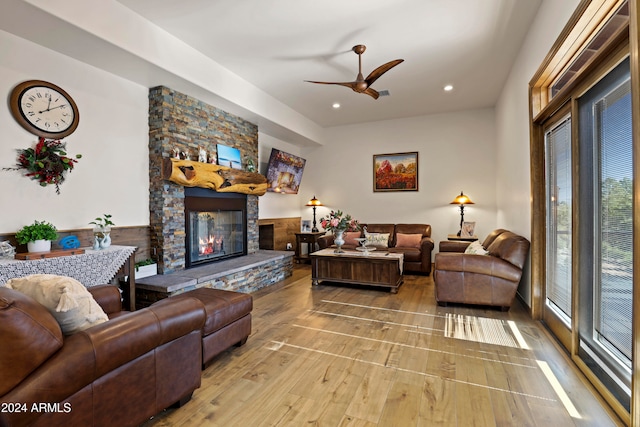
[[320, 210, 360, 253], [3, 138, 81, 194]]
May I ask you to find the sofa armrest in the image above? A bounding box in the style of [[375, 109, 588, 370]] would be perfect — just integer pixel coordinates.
[[88, 285, 122, 315], [434, 253, 522, 282], [317, 235, 334, 249], [438, 240, 471, 253]]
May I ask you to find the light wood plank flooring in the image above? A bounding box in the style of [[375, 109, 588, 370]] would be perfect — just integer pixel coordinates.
[[143, 265, 624, 427]]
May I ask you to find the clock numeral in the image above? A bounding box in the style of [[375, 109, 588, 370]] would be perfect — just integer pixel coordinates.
[[44, 122, 50, 128], [28, 96, 35, 102], [24, 102, 32, 108], [36, 92, 42, 98], [27, 111, 35, 116]]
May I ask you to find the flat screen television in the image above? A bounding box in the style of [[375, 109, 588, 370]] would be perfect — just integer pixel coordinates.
[[265, 149, 306, 194]]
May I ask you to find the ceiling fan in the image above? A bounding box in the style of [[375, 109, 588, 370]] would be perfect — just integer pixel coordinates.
[[305, 45, 404, 100]]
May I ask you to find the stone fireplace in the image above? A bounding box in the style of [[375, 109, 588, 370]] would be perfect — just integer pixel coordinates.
[[148, 86, 259, 274], [136, 86, 293, 306]]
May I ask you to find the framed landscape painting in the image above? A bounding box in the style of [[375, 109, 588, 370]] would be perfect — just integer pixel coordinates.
[[373, 152, 418, 192]]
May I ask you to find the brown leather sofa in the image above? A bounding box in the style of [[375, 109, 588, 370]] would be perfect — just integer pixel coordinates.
[[434, 229, 530, 310], [0, 284, 206, 427], [317, 223, 434, 274]]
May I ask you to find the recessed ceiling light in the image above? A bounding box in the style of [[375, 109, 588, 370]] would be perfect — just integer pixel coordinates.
[[332, 103, 341, 109], [444, 85, 454, 92]]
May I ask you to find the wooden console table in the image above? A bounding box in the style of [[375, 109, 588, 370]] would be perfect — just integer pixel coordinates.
[[0, 245, 137, 310], [309, 248, 404, 293]]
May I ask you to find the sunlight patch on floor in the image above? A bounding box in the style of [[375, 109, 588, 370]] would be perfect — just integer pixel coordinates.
[[537, 360, 582, 419], [444, 313, 521, 348]]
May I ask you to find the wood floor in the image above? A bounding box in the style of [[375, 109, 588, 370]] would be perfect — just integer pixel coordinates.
[[144, 265, 624, 427]]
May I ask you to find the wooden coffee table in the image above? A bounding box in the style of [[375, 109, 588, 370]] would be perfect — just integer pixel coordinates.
[[309, 248, 404, 293]]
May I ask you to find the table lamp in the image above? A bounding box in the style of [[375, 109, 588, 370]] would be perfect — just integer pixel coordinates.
[[306, 195, 322, 232], [450, 191, 474, 236]]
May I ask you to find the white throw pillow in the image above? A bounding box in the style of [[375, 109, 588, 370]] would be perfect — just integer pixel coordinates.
[[364, 232, 390, 248], [6, 274, 108, 335], [464, 241, 489, 255]]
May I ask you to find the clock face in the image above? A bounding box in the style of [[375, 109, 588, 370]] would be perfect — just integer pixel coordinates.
[[10, 80, 79, 139]]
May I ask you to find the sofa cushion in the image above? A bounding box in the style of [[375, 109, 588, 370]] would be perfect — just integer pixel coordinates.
[[486, 232, 530, 269], [0, 286, 63, 396], [396, 233, 422, 249], [343, 231, 362, 246], [464, 241, 488, 255], [6, 274, 109, 335], [365, 232, 390, 248]]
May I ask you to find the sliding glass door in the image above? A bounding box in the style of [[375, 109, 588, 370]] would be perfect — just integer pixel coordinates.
[[577, 57, 632, 411]]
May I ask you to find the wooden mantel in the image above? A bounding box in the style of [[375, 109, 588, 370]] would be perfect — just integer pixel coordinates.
[[163, 158, 268, 196]]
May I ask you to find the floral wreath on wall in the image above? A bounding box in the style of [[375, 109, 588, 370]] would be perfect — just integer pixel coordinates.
[[3, 137, 81, 194]]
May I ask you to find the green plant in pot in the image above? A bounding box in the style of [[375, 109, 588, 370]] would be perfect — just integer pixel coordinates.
[[90, 214, 114, 250], [16, 220, 58, 253]]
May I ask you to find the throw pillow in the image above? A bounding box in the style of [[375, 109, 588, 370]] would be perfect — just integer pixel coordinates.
[[365, 232, 390, 248], [395, 233, 422, 249], [6, 274, 109, 335], [343, 231, 362, 246], [464, 241, 489, 255]]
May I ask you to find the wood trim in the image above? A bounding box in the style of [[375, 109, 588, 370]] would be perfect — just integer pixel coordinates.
[[629, 1, 640, 425], [530, 0, 627, 117], [0, 225, 151, 263]]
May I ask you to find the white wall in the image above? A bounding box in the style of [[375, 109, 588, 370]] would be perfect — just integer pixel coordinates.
[[301, 108, 498, 252], [495, 0, 581, 304], [0, 30, 149, 233]]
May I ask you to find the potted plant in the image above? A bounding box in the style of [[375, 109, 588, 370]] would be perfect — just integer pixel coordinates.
[[89, 214, 114, 249], [135, 258, 158, 279], [15, 220, 58, 252]]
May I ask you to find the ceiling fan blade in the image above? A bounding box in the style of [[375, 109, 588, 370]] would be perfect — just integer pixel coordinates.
[[304, 80, 357, 89], [365, 59, 404, 86], [363, 87, 380, 100]]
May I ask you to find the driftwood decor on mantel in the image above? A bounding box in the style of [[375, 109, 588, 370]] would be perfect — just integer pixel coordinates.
[[163, 158, 268, 196]]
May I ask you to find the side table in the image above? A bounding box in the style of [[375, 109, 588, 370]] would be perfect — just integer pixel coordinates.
[[295, 232, 325, 263]]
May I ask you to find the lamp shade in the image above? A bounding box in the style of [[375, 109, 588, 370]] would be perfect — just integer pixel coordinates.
[[450, 191, 474, 205], [306, 195, 322, 207]]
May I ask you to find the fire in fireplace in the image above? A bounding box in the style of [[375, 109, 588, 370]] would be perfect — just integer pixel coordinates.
[[184, 188, 247, 268]]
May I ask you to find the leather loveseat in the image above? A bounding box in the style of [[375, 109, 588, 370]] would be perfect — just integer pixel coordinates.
[[0, 284, 206, 427], [434, 229, 530, 310], [317, 223, 434, 274]]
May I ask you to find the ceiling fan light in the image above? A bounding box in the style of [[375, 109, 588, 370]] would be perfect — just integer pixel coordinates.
[[444, 84, 454, 92], [332, 103, 341, 109]]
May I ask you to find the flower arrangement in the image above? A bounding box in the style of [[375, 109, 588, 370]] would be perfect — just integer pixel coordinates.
[[320, 210, 360, 233], [4, 137, 81, 194]]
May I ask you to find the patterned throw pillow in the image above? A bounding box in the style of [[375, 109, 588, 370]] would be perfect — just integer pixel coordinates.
[[365, 232, 390, 248], [464, 241, 489, 255]]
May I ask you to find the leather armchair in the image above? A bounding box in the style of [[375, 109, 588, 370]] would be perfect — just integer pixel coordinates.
[[434, 229, 530, 310], [0, 284, 206, 427]]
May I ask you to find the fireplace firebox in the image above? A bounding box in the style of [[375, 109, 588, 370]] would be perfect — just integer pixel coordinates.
[[184, 188, 247, 268]]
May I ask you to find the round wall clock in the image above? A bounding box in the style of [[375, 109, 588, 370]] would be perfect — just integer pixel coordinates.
[[9, 80, 80, 139]]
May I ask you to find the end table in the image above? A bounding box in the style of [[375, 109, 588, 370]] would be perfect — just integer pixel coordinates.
[[295, 232, 325, 263]]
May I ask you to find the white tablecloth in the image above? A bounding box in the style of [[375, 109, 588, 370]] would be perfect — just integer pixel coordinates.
[[0, 245, 136, 287]]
